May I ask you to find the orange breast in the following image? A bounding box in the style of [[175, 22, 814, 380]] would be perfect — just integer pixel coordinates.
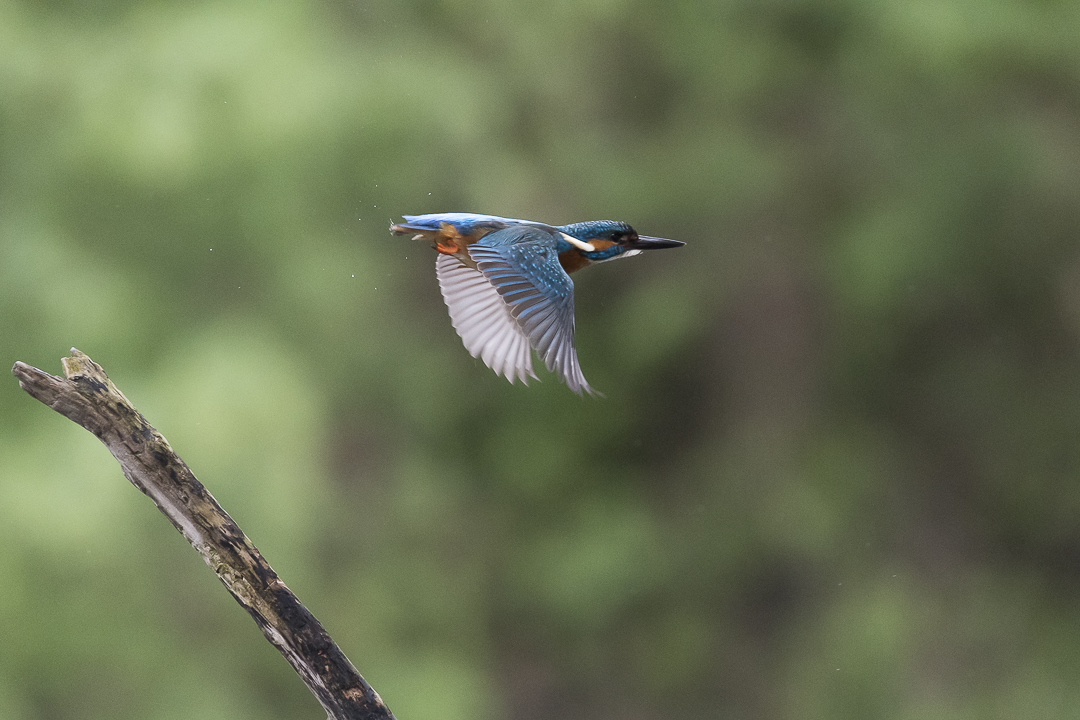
[[559, 250, 590, 274]]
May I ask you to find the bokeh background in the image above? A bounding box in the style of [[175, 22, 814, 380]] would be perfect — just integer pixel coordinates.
[[3, 1, 1080, 718]]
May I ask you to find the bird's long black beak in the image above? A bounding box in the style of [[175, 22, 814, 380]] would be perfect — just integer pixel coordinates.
[[627, 235, 685, 250]]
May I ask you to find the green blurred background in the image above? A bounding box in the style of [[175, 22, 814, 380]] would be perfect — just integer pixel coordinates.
[[3, 0, 1080, 718]]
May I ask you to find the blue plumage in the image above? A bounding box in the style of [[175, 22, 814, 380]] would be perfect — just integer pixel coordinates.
[[398, 213, 550, 237], [390, 212, 684, 394]]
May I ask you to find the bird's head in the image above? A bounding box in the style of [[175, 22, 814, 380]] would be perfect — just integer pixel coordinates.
[[556, 220, 684, 270]]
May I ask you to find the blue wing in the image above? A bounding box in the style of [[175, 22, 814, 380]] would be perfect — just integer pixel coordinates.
[[467, 225, 596, 396]]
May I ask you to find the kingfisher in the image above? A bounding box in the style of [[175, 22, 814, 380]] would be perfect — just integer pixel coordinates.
[[391, 212, 684, 395]]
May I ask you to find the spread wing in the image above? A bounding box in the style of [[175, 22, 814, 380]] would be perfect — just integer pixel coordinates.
[[436, 253, 536, 385], [467, 225, 595, 396]]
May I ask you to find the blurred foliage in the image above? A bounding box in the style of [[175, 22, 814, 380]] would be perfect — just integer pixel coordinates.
[[3, 0, 1080, 718]]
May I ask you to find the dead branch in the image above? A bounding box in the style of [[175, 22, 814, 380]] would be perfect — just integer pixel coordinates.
[[12, 349, 396, 720]]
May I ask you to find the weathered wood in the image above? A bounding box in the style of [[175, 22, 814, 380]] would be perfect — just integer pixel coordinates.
[[12, 349, 396, 720]]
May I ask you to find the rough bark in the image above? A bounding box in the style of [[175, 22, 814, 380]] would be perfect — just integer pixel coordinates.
[[12, 349, 396, 720]]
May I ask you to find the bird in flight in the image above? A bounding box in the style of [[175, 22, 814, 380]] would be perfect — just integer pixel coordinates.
[[391, 212, 684, 395]]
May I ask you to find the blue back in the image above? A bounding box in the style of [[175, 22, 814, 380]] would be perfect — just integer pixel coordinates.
[[399, 213, 637, 263], [401, 214, 633, 239], [401, 213, 552, 236]]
